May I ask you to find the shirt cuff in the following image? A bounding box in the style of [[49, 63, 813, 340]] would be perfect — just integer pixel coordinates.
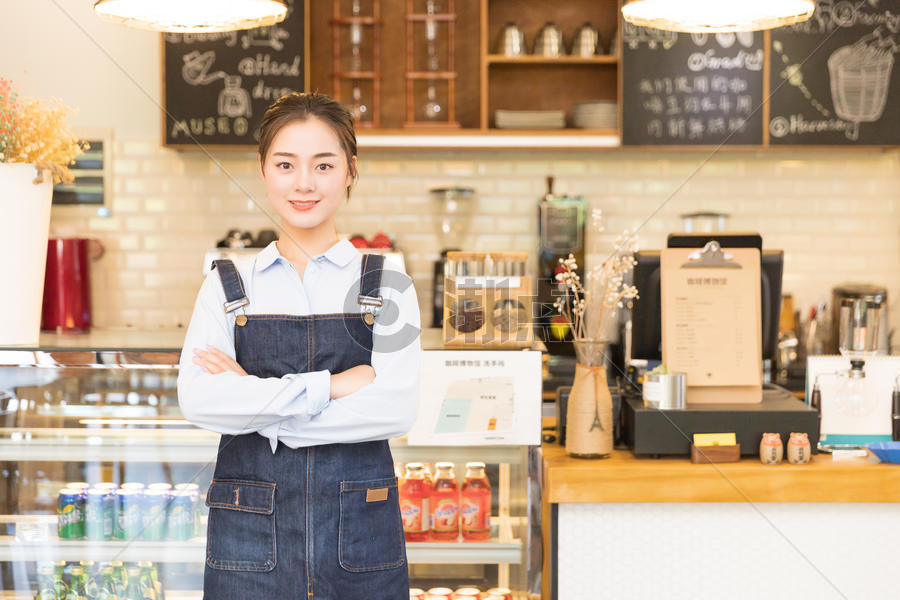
[[300, 369, 332, 418]]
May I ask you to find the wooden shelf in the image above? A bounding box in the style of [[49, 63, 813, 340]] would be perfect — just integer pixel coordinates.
[[486, 54, 619, 65], [356, 129, 619, 148], [407, 13, 458, 21], [333, 71, 379, 79], [405, 71, 459, 80], [331, 16, 380, 25]]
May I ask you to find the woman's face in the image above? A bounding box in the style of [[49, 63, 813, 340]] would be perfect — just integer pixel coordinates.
[[259, 116, 356, 232]]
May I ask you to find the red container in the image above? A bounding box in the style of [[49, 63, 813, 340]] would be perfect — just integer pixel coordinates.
[[41, 238, 93, 332]]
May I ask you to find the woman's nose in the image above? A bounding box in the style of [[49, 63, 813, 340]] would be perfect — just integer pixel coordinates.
[[295, 169, 315, 192]]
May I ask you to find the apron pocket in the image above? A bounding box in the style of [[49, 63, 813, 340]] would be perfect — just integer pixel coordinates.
[[205, 478, 277, 572], [338, 476, 406, 573]]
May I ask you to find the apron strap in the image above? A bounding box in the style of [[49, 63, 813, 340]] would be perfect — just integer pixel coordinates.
[[210, 259, 250, 315], [357, 253, 385, 314]]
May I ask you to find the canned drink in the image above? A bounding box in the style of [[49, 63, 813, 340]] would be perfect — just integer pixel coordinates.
[[453, 587, 481, 598], [92, 482, 118, 492], [167, 489, 196, 540], [148, 482, 173, 492], [66, 481, 91, 492], [486, 588, 512, 600], [426, 588, 453, 600], [85, 488, 115, 540], [142, 488, 169, 540], [57, 488, 85, 539], [120, 482, 145, 491], [115, 488, 143, 540], [484, 596, 506, 600], [409, 588, 426, 600], [174, 483, 202, 536]]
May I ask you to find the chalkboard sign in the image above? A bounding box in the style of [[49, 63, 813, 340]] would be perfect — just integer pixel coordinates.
[[163, 0, 307, 147], [622, 24, 765, 145], [769, 0, 900, 145]]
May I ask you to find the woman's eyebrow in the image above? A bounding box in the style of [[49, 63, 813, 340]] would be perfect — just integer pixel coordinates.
[[271, 151, 339, 158]]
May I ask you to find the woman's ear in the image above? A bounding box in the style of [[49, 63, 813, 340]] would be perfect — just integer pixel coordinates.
[[347, 155, 359, 186]]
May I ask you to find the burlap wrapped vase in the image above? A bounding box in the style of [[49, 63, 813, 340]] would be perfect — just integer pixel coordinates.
[[565, 340, 613, 458]]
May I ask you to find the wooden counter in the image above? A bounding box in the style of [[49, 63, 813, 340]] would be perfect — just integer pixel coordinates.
[[541, 443, 900, 600], [542, 443, 900, 504]]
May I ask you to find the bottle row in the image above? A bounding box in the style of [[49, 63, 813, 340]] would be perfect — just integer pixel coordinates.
[[57, 481, 203, 542], [411, 585, 512, 600], [34, 560, 164, 600], [398, 461, 491, 543]]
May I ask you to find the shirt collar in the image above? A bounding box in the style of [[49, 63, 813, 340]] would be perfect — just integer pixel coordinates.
[[255, 238, 359, 272]]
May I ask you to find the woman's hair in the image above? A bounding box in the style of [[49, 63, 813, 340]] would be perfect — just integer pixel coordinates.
[[257, 92, 358, 199]]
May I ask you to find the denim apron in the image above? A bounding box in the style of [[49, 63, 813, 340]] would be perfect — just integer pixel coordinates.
[[203, 254, 409, 599]]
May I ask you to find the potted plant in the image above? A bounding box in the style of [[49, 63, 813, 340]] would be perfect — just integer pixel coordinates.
[[0, 78, 87, 345], [554, 210, 639, 458]]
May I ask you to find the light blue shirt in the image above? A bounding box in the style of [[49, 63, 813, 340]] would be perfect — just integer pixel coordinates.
[[177, 238, 422, 453]]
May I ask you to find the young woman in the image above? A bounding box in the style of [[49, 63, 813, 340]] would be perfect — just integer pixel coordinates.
[[177, 92, 421, 599]]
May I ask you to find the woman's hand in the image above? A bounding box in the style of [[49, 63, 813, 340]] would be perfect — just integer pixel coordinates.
[[330, 365, 375, 399], [192, 345, 248, 376]]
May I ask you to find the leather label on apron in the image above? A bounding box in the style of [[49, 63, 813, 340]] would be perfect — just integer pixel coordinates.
[[366, 488, 388, 503]]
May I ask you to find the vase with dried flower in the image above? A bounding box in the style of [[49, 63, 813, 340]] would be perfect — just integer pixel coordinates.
[[555, 210, 639, 458], [0, 78, 87, 345]]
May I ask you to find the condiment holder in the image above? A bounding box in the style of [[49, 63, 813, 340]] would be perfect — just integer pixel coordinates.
[[443, 251, 533, 348]]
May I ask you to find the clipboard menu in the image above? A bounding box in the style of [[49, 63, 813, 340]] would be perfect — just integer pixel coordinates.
[[660, 242, 762, 403]]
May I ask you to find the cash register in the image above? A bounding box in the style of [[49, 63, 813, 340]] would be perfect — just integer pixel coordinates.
[[622, 234, 819, 457]]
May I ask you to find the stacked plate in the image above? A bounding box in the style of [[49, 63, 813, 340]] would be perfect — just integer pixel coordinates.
[[495, 109, 566, 130], [572, 101, 617, 130]]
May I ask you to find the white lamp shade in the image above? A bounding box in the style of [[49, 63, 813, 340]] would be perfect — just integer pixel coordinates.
[[93, 0, 289, 33], [622, 0, 816, 33]]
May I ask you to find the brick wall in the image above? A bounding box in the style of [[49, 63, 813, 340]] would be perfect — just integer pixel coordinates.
[[49, 141, 900, 346]]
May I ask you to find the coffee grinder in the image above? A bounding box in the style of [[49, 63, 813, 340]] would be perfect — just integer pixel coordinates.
[[430, 186, 474, 327]]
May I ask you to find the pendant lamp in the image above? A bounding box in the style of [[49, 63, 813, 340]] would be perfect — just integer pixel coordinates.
[[621, 0, 816, 33], [93, 0, 289, 33]]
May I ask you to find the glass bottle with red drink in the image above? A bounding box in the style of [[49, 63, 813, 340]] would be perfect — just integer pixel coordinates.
[[422, 463, 435, 533], [399, 462, 431, 542], [430, 462, 460, 541], [460, 461, 491, 541]]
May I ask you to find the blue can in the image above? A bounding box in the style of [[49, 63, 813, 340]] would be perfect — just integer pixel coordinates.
[[85, 488, 115, 540], [115, 488, 143, 541]]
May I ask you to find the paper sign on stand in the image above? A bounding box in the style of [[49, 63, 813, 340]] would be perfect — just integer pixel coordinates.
[[661, 241, 762, 404], [408, 349, 542, 446]]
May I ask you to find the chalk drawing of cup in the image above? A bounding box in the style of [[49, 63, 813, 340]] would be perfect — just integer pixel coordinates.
[[827, 41, 894, 140]]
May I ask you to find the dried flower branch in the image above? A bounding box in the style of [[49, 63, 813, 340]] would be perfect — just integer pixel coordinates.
[[553, 209, 639, 343], [0, 78, 88, 184]]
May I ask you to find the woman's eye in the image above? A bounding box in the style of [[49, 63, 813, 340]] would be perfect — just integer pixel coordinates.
[[316, 163, 334, 171], [276, 162, 292, 170]]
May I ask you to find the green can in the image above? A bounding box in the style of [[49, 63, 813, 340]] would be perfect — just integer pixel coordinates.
[[115, 488, 143, 541], [57, 488, 85, 539], [141, 489, 169, 541], [166, 490, 195, 540], [85, 488, 115, 540]]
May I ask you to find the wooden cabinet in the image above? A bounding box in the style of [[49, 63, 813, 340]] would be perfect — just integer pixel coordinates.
[[308, 0, 622, 142]]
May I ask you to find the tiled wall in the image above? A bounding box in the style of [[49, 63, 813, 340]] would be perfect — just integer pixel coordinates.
[[49, 140, 900, 345]]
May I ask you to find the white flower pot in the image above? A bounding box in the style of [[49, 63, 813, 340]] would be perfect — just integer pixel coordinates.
[[0, 163, 53, 345]]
